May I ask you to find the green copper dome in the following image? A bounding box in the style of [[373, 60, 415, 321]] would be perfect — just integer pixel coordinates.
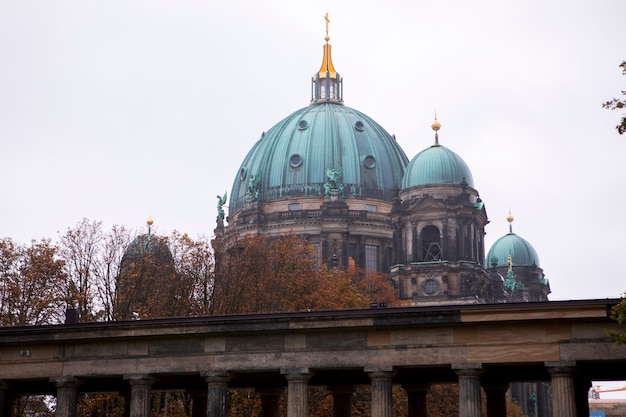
[[122, 233, 173, 264], [229, 102, 409, 213], [402, 143, 474, 189], [486, 232, 541, 268]]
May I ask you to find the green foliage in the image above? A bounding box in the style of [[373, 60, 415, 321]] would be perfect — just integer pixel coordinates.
[[607, 295, 626, 345], [602, 61, 626, 135]]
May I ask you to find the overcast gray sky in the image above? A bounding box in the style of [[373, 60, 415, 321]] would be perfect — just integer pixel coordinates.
[[1, 0, 625, 301]]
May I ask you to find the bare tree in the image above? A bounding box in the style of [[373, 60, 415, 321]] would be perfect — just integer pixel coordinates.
[[57, 219, 103, 320], [93, 225, 132, 321]]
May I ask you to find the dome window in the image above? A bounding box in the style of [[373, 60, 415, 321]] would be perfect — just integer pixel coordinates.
[[354, 121, 365, 131], [239, 168, 247, 181], [363, 155, 376, 169], [298, 120, 309, 130], [421, 225, 442, 261], [289, 154, 303, 168]]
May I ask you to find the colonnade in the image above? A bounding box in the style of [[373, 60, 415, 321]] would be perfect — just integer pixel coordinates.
[[0, 362, 584, 417]]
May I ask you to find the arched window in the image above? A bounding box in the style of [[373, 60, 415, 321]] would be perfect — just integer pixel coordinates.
[[421, 225, 442, 261]]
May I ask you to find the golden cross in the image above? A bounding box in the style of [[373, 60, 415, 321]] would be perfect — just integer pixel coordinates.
[[324, 13, 330, 37]]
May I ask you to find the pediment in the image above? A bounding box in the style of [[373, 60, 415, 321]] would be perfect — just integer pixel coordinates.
[[404, 195, 446, 212]]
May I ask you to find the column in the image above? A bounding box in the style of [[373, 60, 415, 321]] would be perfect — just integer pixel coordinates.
[[546, 362, 577, 417], [453, 364, 483, 417], [124, 374, 154, 417], [258, 388, 282, 417], [367, 368, 394, 417], [202, 371, 231, 417], [283, 370, 311, 417], [482, 379, 508, 417], [328, 386, 355, 417], [402, 384, 429, 417], [51, 376, 81, 417]]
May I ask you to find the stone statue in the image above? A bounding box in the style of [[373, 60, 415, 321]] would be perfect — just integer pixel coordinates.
[[324, 168, 344, 196], [217, 192, 227, 220], [245, 174, 261, 202]]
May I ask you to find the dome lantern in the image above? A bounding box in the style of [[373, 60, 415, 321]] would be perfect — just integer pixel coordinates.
[[311, 14, 343, 104]]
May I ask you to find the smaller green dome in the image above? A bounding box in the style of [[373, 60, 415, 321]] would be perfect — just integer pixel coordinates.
[[402, 144, 474, 189], [122, 234, 173, 264], [486, 232, 540, 268]]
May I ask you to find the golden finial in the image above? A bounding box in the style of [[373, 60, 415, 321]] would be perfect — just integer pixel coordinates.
[[506, 210, 514, 233], [431, 118, 441, 132], [147, 216, 153, 235], [324, 13, 330, 42], [431, 113, 441, 145]]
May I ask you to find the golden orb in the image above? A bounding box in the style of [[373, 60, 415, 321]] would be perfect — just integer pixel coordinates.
[[431, 119, 441, 131], [147, 217, 154, 226], [506, 214, 514, 223]]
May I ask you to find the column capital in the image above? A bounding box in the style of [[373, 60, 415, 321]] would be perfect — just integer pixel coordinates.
[[50, 376, 81, 389], [281, 369, 312, 382], [545, 361, 577, 376], [365, 366, 395, 380], [201, 370, 232, 384], [123, 374, 155, 386], [452, 363, 483, 378]]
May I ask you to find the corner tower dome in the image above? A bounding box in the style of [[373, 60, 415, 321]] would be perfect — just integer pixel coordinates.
[[401, 119, 474, 189], [228, 18, 408, 214], [486, 214, 540, 268]]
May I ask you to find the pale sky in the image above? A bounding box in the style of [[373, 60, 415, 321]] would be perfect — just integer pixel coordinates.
[[1, 1, 625, 301]]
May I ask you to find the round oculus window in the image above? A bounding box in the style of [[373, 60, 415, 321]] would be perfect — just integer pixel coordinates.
[[298, 120, 309, 130], [290, 154, 303, 168], [354, 121, 365, 131], [239, 167, 247, 181], [363, 155, 376, 169], [422, 278, 440, 295]]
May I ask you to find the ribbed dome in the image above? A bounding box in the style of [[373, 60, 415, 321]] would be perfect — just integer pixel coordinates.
[[122, 234, 173, 264], [402, 144, 474, 189], [486, 232, 541, 268], [229, 102, 409, 213]]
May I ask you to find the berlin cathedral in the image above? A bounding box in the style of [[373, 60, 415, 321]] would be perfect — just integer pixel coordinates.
[[212, 18, 551, 307]]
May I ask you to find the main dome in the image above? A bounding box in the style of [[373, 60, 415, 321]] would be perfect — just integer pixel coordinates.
[[228, 29, 408, 214], [402, 143, 474, 189], [229, 103, 408, 213]]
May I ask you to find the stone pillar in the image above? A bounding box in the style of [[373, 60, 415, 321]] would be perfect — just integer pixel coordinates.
[[51, 376, 81, 417], [328, 386, 355, 417], [482, 379, 509, 417], [402, 384, 429, 417], [283, 370, 311, 417], [203, 371, 231, 417], [546, 362, 577, 417], [124, 374, 154, 417], [367, 368, 394, 417], [453, 364, 483, 417]]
